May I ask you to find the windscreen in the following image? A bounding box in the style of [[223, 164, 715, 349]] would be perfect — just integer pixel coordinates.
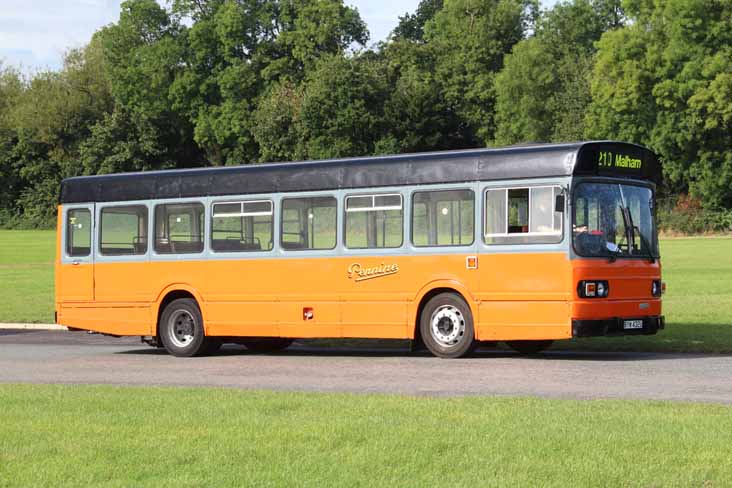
[[572, 182, 659, 259]]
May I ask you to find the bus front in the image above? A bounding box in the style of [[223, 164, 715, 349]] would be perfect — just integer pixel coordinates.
[[569, 144, 664, 338]]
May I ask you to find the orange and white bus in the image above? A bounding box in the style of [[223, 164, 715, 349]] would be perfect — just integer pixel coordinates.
[[56, 141, 664, 358]]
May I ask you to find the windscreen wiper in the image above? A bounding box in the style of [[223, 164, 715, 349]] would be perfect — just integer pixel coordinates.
[[632, 225, 657, 264], [622, 203, 655, 263]]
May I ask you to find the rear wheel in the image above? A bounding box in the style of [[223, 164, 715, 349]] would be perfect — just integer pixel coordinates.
[[506, 340, 554, 355], [420, 293, 476, 359], [242, 338, 293, 353], [159, 298, 216, 357]]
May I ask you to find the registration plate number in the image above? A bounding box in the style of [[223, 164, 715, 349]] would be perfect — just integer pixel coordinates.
[[623, 320, 644, 330]]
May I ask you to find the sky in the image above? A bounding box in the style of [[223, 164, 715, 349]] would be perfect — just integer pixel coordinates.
[[0, 0, 558, 73]]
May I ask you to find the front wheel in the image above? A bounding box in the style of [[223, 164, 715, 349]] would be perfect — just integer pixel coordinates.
[[420, 293, 476, 359], [506, 340, 554, 355], [159, 298, 217, 357]]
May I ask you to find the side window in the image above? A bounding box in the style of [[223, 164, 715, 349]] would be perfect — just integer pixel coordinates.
[[66, 208, 91, 257], [100, 205, 148, 256], [412, 189, 474, 247], [345, 194, 403, 249], [484, 186, 563, 244], [212, 200, 274, 252], [154, 202, 205, 254], [281, 196, 337, 250]]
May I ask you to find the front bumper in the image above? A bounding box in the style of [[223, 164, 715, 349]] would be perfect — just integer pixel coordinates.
[[572, 316, 665, 337]]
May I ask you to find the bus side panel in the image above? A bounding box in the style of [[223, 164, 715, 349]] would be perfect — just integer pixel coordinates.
[[202, 257, 342, 338], [476, 252, 573, 340], [58, 303, 152, 335], [339, 255, 425, 339], [95, 261, 157, 303]]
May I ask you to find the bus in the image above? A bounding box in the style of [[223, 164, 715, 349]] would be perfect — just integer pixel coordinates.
[[55, 141, 664, 358]]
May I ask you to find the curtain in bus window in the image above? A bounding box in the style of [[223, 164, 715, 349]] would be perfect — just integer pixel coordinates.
[[484, 189, 507, 238], [485, 186, 563, 245], [529, 187, 555, 234]]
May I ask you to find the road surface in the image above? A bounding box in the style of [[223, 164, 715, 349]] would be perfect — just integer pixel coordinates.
[[1, 329, 731, 403]]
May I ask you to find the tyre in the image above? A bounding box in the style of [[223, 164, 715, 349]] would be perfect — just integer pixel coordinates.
[[420, 293, 476, 359], [159, 298, 216, 357], [506, 340, 554, 355], [242, 338, 294, 353]]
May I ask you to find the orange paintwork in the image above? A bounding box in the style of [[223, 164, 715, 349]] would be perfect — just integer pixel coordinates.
[[55, 206, 662, 341]]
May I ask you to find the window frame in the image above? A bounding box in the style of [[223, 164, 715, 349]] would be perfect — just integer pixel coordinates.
[[210, 199, 275, 253], [279, 194, 338, 252], [98, 204, 149, 257], [483, 184, 564, 245], [64, 207, 93, 259], [410, 188, 475, 248], [153, 201, 206, 255], [343, 192, 404, 250]]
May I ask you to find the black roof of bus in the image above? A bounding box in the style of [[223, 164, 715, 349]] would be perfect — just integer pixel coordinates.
[[59, 140, 660, 204]]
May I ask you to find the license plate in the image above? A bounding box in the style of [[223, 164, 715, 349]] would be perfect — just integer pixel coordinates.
[[623, 320, 644, 330]]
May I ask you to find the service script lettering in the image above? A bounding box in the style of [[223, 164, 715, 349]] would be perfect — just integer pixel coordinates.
[[347, 263, 400, 282]]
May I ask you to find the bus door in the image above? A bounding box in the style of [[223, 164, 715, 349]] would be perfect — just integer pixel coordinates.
[[58, 204, 95, 302]]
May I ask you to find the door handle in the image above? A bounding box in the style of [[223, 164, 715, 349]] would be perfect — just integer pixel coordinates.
[[72, 260, 81, 266]]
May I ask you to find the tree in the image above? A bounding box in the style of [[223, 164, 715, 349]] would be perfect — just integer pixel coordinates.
[[0, 64, 23, 225], [7, 40, 114, 227], [296, 54, 392, 159], [424, 0, 539, 145], [167, 0, 368, 165], [586, 0, 732, 208], [80, 106, 175, 175], [392, 0, 444, 42], [494, 0, 624, 145]]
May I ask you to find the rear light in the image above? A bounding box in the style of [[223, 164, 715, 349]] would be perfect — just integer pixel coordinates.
[[578, 280, 609, 298], [652, 280, 665, 297]]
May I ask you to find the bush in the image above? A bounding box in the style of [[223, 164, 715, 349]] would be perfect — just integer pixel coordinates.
[[657, 195, 732, 235]]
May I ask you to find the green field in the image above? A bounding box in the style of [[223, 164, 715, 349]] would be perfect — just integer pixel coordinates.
[[0, 230, 730, 353], [0, 230, 56, 324], [0, 384, 730, 487]]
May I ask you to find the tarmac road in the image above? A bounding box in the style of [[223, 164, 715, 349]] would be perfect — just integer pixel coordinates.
[[1, 329, 731, 403]]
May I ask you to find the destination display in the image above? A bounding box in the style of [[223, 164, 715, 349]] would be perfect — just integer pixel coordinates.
[[576, 143, 660, 183]]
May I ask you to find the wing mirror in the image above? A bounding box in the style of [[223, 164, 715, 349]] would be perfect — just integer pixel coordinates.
[[555, 193, 566, 213]]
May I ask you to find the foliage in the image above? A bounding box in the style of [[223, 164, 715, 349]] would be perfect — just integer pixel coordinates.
[[494, 0, 623, 145], [586, 0, 732, 209], [424, 0, 539, 144], [392, 0, 444, 42], [657, 195, 732, 235]]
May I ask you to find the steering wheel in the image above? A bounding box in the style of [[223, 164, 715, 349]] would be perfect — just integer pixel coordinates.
[[575, 231, 603, 255]]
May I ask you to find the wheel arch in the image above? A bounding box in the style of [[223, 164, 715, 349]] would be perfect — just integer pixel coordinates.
[[154, 284, 207, 337], [410, 280, 478, 340]]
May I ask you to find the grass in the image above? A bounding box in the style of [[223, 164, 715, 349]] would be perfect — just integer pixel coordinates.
[[0, 230, 56, 324], [0, 230, 730, 353], [1, 384, 731, 487]]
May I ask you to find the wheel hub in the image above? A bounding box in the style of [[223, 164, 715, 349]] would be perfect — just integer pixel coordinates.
[[169, 310, 195, 348], [430, 305, 465, 347]]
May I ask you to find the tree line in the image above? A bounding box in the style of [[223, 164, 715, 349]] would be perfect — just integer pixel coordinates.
[[0, 0, 730, 228]]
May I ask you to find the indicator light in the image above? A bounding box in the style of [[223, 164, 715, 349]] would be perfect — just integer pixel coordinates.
[[578, 280, 609, 298]]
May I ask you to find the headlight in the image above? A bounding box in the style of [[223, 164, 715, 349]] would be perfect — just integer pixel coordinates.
[[578, 280, 609, 298], [652, 280, 664, 297]]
